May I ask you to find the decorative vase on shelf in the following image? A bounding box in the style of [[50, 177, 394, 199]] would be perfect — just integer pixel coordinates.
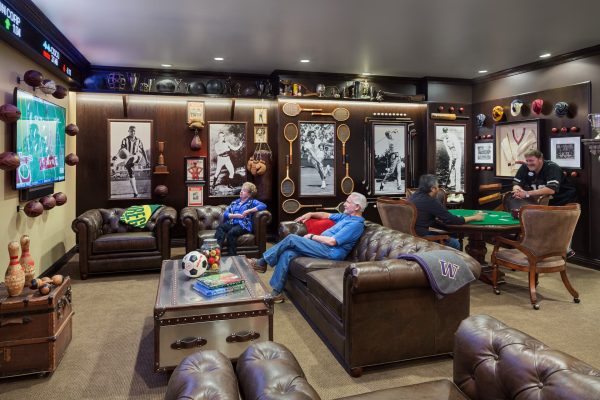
[[200, 238, 221, 273], [5, 241, 25, 296]]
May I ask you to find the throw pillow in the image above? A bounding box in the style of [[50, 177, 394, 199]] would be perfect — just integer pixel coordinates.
[[120, 204, 162, 228], [304, 218, 335, 235]]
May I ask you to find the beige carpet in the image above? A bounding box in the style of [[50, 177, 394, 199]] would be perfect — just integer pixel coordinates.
[[1, 249, 599, 400]]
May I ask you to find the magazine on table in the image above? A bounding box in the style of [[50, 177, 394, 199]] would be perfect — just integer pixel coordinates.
[[192, 281, 245, 297], [195, 272, 244, 289]]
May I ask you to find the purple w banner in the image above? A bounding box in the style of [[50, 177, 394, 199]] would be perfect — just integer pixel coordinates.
[[439, 260, 460, 279]]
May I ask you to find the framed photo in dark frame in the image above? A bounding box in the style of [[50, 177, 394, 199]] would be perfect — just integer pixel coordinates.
[[435, 124, 465, 193], [184, 156, 206, 183], [298, 121, 336, 196], [208, 121, 247, 197], [494, 119, 540, 178], [371, 122, 407, 195], [550, 136, 582, 169]]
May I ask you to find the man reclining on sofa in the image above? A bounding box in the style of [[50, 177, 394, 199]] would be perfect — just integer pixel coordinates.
[[249, 192, 367, 303]]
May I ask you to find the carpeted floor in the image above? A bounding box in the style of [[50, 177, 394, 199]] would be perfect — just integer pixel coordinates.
[[1, 248, 599, 399]]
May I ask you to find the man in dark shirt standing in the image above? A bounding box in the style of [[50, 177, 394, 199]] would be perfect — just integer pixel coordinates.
[[409, 174, 483, 249], [512, 149, 577, 205]]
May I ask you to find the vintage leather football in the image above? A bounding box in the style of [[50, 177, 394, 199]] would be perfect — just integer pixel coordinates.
[[66, 123, 79, 136], [0, 104, 21, 123], [23, 70, 43, 87], [0, 151, 20, 171], [23, 200, 44, 217], [154, 185, 168, 197], [53, 192, 67, 206], [41, 195, 57, 210], [52, 85, 68, 99], [65, 153, 79, 166]]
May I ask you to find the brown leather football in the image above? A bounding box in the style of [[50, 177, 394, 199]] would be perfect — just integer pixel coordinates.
[[41, 195, 57, 210], [0, 104, 21, 123], [23, 200, 44, 217], [0, 152, 20, 171], [23, 70, 44, 87], [52, 85, 68, 99], [65, 153, 79, 166], [53, 192, 67, 206], [65, 123, 79, 136], [154, 185, 168, 197]]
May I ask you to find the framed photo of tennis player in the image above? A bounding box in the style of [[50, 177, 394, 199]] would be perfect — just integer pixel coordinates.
[[254, 108, 268, 124], [372, 122, 407, 195], [208, 121, 247, 197], [108, 119, 153, 200], [494, 120, 540, 178], [435, 124, 465, 193], [254, 126, 268, 143], [184, 157, 206, 183], [298, 121, 336, 197], [187, 185, 204, 206]]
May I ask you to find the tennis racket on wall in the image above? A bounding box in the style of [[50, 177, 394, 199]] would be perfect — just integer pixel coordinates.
[[282, 199, 323, 214], [319, 202, 345, 213], [341, 155, 354, 195], [281, 155, 295, 198], [282, 102, 322, 117], [311, 107, 350, 122], [283, 123, 298, 164], [336, 124, 350, 158]]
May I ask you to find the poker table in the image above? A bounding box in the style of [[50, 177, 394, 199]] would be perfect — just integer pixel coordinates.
[[440, 209, 521, 285]]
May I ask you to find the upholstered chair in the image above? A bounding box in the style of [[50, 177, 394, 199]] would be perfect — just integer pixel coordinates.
[[405, 187, 447, 206]]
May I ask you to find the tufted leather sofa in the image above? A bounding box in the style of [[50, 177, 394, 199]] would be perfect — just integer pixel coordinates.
[[165, 315, 600, 400], [71, 206, 177, 279], [278, 220, 480, 376], [180, 205, 272, 257]]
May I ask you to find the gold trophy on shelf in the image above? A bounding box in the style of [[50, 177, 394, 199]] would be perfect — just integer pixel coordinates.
[[154, 141, 169, 174]]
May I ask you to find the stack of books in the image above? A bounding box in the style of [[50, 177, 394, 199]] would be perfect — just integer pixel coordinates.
[[192, 272, 245, 297]]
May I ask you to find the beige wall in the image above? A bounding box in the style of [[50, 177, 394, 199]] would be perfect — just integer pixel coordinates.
[[0, 40, 76, 279]]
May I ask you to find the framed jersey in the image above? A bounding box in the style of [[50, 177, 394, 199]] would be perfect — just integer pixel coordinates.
[[494, 120, 541, 178]]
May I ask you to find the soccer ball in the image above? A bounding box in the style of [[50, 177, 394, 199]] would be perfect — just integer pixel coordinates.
[[181, 251, 208, 278]]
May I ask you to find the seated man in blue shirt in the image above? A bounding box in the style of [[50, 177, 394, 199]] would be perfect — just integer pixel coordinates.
[[409, 174, 483, 250], [214, 182, 267, 255], [249, 192, 367, 303]]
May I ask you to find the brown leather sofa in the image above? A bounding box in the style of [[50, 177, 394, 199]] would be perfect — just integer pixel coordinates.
[[71, 206, 177, 279], [180, 205, 272, 257], [278, 220, 480, 376], [165, 314, 600, 399]]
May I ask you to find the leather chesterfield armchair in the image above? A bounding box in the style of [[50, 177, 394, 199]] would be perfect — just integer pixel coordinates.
[[180, 205, 272, 258], [72, 206, 177, 279]]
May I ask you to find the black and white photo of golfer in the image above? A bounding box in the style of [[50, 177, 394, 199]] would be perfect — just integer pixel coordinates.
[[435, 124, 465, 192], [299, 121, 335, 196], [373, 123, 406, 195], [108, 119, 152, 200], [209, 122, 247, 197]]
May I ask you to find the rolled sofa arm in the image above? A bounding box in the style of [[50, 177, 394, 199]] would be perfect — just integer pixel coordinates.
[[279, 221, 308, 240], [148, 206, 177, 231], [344, 259, 431, 294], [253, 210, 272, 254], [154, 207, 177, 258], [71, 209, 103, 243]]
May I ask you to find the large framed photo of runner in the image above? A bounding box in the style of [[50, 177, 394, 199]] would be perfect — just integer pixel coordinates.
[[494, 120, 540, 178], [298, 121, 336, 196], [435, 124, 465, 193], [208, 122, 247, 197], [372, 122, 407, 195], [108, 119, 153, 200]]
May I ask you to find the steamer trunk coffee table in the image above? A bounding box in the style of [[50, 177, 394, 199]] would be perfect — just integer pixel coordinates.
[[154, 256, 273, 372]]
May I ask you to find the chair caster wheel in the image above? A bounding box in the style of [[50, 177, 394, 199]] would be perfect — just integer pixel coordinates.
[[494, 289, 501, 295], [574, 298, 580, 303], [533, 303, 540, 310]]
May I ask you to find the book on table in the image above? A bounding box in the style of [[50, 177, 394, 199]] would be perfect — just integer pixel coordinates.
[[192, 281, 245, 297], [196, 272, 244, 289]]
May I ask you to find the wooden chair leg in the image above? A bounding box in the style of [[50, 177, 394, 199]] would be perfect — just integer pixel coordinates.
[[528, 266, 539, 309], [560, 270, 580, 303], [492, 263, 500, 295]]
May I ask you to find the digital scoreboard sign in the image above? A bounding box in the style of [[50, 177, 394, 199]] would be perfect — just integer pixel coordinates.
[[1, 0, 79, 81]]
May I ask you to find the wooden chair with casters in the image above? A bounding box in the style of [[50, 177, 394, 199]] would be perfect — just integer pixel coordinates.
[[490, 204, 581, 310], [376, 197, 449, 244]]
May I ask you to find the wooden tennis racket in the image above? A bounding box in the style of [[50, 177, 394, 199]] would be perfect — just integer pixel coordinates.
[[320, 202, 345, 213], [311, 107, 350, 121], [341, 156, 354, 195], [283, 123, 298, 164], [336, 124, 350, 158], [282, 102, 322, 117], [282, 199, 322, 214], [280, 155, 295, 198]]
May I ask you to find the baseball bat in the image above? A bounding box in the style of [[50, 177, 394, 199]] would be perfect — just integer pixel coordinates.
[[478, 192, 502, 205], [479, 183, 503, 192], [430, 113, 470, 120]]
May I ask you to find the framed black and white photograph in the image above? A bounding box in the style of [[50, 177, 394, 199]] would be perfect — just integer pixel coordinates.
[[185, 156, 205, 183], [254, 126, 267, 143], [495, 119, 540, 178], [208, 122, 247, 197], [372, 123, 407, 195], [298, 121, 335, 196], [254, 108, 268, 124], [550, 136, 581, 169], [108, 119, 153, 200], [435, 124, 465, 192], [474, 142, 494, 165]]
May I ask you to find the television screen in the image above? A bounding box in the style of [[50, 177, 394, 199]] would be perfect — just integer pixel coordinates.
[[14, 89, 66, 189]]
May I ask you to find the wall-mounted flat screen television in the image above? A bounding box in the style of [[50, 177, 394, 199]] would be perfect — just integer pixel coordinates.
[[14, 89, 66, 189]]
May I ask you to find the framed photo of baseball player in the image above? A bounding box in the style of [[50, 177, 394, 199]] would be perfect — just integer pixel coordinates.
[[372, 122, 407, 195], [187, 185, 204, 207], [474, 142, 494, 165], [108, 119, 153, 200], [494, 120, 540, 178], [549, 136, 581, 169], [298, 121, 336, 196], [254, 126, 268, 143], [435, 124, 465, 193], [184, 157, 206, 183], [208, 121, 247, 197]]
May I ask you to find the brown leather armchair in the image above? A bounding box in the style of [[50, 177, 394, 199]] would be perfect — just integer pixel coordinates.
[[180, 205, 272, 258], [491, 204, 580, 309], [377, 197, 449, 243], [71, 206, 177, 280]]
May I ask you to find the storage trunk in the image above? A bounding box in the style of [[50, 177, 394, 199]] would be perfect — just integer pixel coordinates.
[[0, 277, 73, 377]]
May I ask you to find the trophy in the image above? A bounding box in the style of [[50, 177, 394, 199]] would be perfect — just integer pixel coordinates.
[[154, 141, 169, 174], [127, 72, 139, 91]]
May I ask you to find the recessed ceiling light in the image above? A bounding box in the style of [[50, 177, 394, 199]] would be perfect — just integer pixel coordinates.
[[161, 64, 172, 67], [300, 59, 310, 63], [214, 57, 224, 61], [539, 53, 552, 58], [478, 70, 488, 74]]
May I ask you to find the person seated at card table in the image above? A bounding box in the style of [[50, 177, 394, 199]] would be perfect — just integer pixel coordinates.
[[409, 174, 484, 250], [214, 182, 266, 256], [249, 192, 367, 303]]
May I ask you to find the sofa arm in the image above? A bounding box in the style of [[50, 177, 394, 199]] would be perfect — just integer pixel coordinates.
[[454, 315, 600, 400], [253, 210, 272, 254], [344, 259, 431, 294], [236, 342, 320, 400], [181, 206, 200, 253], [165, 350, 240, 400], [154, 207, 176, 258], [148, 206, 177, 231], [279, 221, 308, 240]]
